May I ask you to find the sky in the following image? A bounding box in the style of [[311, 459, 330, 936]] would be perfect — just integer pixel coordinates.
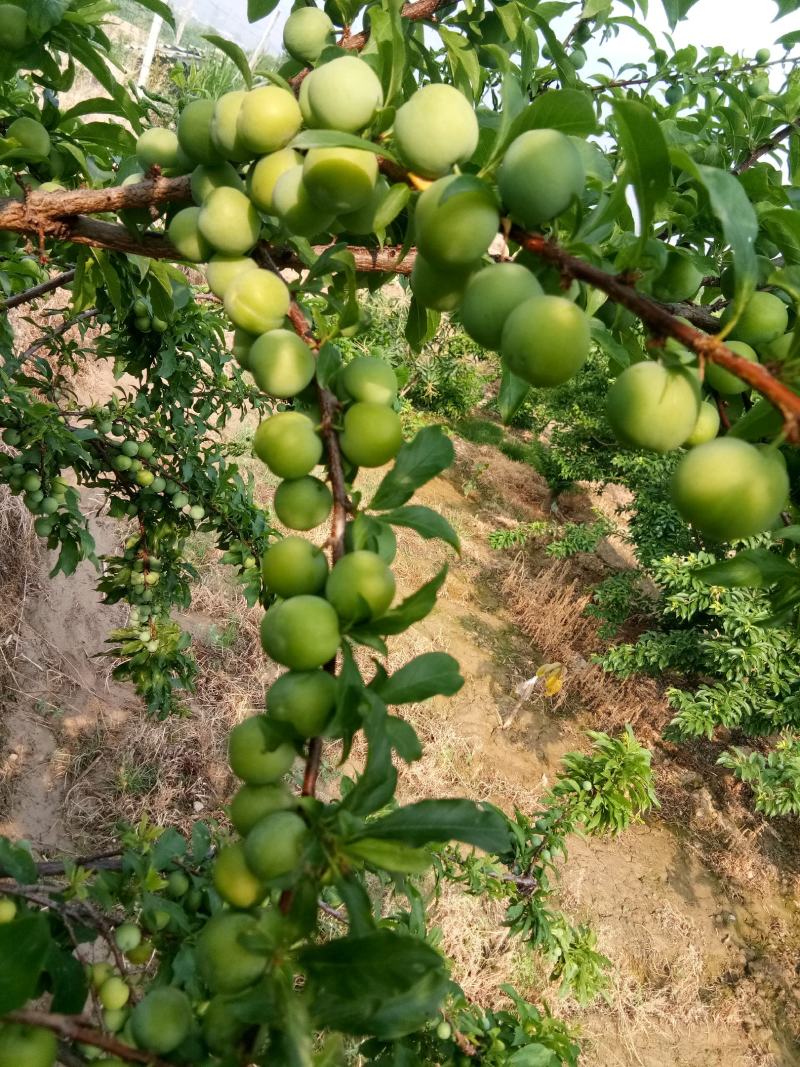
[[162, 0, 797, 68]]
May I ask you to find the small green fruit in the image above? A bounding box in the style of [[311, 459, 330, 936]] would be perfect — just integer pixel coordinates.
[[606, 362, 700, 452], [228, 715, 296, 784], [0, 1023, 57, 1067], [237, 86, 302, 156], [253, 411, 322, 479], [303, 147, 378, 214], [393, 83, 479, 178], [248, 329, 316, 398], [224, 269, 290, 335], [267, 669, 336, 737], [198, 187, 261, 256], [261, 535, 329, 597], [501, 295, 591, 387], [114, 923, 142, 953], [205, 254, 257, 300], [98, 976, 130, 1011], [305, 56, 383, 134], [212, 843, 266, 909], [243, 811, 308, 881], [190, 161, 244, 205], [460, 262, 543, 350], [131, 987, 192, 1055], [230, 782, 293, 835], [7, 117, 50, 160], [414, 174, 499, 268], [274, 476, 333, 531], [211, 91, 251, 162], [340, 403, 403, 467], [341, 356, 398, 405], [168, 206, 212, 263], [722, 291, 788, 348], [178, 98, 223, 165], [272, 165, 335, 238], [325, 550, 395, 622], [706, 341, 759, 394], [136, 128, 183, 172], [248, 147, 302, 214], [196, 912, 267, 993], [684, 401, 720, 447], [499, 128, 585, 227], [260, 596, 340, 670], [283, 7, 334, 63]]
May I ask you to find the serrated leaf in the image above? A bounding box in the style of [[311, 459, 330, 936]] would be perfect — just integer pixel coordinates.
[[372, 652, 463, 704], [352, 798, 512, 853], [203, 34, 252, 89], [381, 505, 460, 551], [371, 427, 454, 510], [613, 99, 670, 258], [0, 914, 51, 1012]]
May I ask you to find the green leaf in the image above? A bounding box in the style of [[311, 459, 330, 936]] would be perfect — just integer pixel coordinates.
[[341, 691, 397, 816], [506, 89, 597, 145], [203, 34, 252, 89], [506, 1045, 560, 1067], [660, 0, 701, 27], [27, 0, 72, 36], [129, 0, 176, 31], [381, 505, 460, 551], [371, 427, 454, 510], [358, 566, 448, 637], [372, 652, 464, 704], [248, 0, 281, 21], [290, 129, 396, 161], [353, 798, 512, 853], [404, 296, 440, 353], [761, 208, 800, 266], [344, 837, 433, 875], [498, 364, 531, 424], [301, 931, 449, 1039], [316, 342, 343, 389], [45, 943, 88, 1013], [0, 838, 37, 883], [0, 914, 51, 1012], [726, 397, 783, 441], [694, 549, 800, 589], [374, 184, 411, 232], [69, 36, 117, 95], [612, 99, 670, 258]]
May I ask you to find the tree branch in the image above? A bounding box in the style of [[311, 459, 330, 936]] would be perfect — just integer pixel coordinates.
[[339, 0, 447, 49], [734, 118, 800, 174], [1, 269, 76, 311], [2, 1010, 171, 1066], [511, 227, 800, 442]]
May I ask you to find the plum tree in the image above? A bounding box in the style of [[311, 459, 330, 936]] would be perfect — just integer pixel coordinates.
[[274, 476, 333, 530], [228, 715, 296, 783], [305, 56, 383, 132], [237, 86, 302, 155], [261, 535, 328, 596], [253, 411, 322, 478], [167, 206, 212, 263], [177, 98, 222, 165], [393, 84, 479, 177], [705, 340, 758, 393], [248, 147, 301, 213], [459, 263, 543, 350], [722, 291, 789, 346], [303, 148, 378, 213], [501, 295, 591, 386], [652, 250, 703, 303], [0, 1024, 56, 1067], [671, 437, 789, 540], [498, 129, 584, 226], [267, 669, 337, 737], [606, 362, 700, 451], [272, 164, 335, 237], [213, 842, 266, 908], [197, 912, 267, 993], [243, 810, 308, 880], [230, 781, 294, 835], [248, 329, 316, 398], [197, 187, 261, 256], [224, 269, 290, 335], [414, 175, 500, 267], [130, 987, 193, 1054], [340, 402, 403, 466], [342, 356, 398, 405], [283, 6, 334, 62], [260, 596, 340, 670], [326, 550, 396, 622]]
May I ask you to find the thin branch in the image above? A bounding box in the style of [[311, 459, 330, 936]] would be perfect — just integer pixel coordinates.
[[340, 0, 446, 49], [318, 900, 348, 923], [734, 118, 800, 174], [511, 227, 800, 443], [2, 269, 76, 312], [19, 308, 100, 361], [2, 1010, 171, 1066]]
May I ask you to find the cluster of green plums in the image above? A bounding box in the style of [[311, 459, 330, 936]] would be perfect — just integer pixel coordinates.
[[1, 427, 70, 535]]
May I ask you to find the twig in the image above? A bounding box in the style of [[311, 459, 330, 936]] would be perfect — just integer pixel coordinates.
[[318, 900, 348, 923], [19, 308, 100, 362], [1, 269, 76, 312], [734, 118, 800, 174], [0, 849, 123, 880], [2, 1010, 171, 1066]]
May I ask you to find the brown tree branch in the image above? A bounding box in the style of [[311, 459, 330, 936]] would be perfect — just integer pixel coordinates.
[[510, 227, 800, 442], [2, 269, 76, 311], [734, 118, 800, 174], [2, 1010, 171, 1066]]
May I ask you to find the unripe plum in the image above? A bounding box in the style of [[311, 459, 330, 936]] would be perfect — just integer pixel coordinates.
[[340, 402, 403, 467], [232, 327, 256, 369], [0, 1023, 57, 1067], [336, 176, 390, 234], [243, 810, 308, 881], [248, 148, 301, 213], [414, 175, 500, 268], [261, 535, 328, 596], [722, 291, 788, 347], [7, 117, 50, 160], [501, 295, 591, 386], [671, 437, 788, 540], [136, 127, 183, 172], [224, 269, 290, 335], [237, 86, 302, 155], [684, 401, 720, 447], [228, 715, 296, 783], [760, 332, 795, 362], [178, 99, 222, 165], [606, 362, 700, 452], [260, 595, 340, 669], [0, 5, 28, 51], [205, 254, 257, 299], [272, 164, 335, 237], [459, 262, 543, 350], [253, 411, 322, 478], [267, 669, 337, 737], [99, 977, 130, 1011], [130, 987, 192, 1055], [665, 83, 684, 106], [569, 47, 587, 69], [393, 84, 479, 178], [344, 518, 397, 562], [230, 781, 293, 835], [326, 550, 395, 622], [342, 356, 398, 405], [114, 923, 142, 952], [196, 912, 266, 993], [410, 254, 475, 311], [706, 341, 758, 394], [168, 206, 212, 263], [303, 148, 378, 214], [211, 91, 252, 162], [283, 6, 334, 63], [190, 161, 244, 205], [198, 186, 261, 256], [274, 476, 333, 530], [248, 329, 316, 398], [212, 843, 266, 909], [498, 129, 585, 227], [306, 56, 383, 133], [652, 249, 703, 303]]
